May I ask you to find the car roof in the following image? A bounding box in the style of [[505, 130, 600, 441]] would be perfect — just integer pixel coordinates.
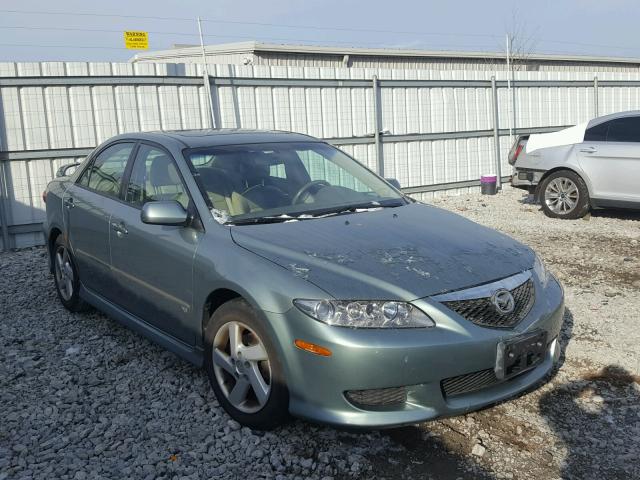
[[107, 129, 322, 149], [588, 110, 640, 128]]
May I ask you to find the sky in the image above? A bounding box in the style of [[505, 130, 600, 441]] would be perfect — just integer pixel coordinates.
[[0, 0, 638, 62]]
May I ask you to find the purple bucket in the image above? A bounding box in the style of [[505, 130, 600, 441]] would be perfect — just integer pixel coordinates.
[[480, 174, 497, 195]]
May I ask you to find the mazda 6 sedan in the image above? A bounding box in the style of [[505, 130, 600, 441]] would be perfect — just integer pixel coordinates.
[[44, 129, 565, 429]]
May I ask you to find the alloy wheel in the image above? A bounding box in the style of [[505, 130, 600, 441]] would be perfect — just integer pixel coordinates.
[[544, 177, 579, 214], [212, 321, 272, 413], [54, 246, 74, 301]]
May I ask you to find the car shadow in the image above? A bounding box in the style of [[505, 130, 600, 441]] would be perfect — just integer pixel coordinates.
[[538, 365, 640, 479], [589, 208, 640, 221], [371, 425, 497, 479], [517, 192, 538, 206]]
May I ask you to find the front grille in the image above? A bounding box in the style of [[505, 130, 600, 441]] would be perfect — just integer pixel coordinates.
[[442, 279, 535, 328], [441, 369, 499, 397], [345, 386, 407, 408]]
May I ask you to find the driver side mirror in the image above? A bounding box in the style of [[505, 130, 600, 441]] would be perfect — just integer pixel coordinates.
[[55, 163, 81, 178], [141, 201, 189, 226], [385, 178, 401, 189]]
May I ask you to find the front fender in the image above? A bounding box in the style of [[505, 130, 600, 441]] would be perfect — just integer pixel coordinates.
[[191, 230, 332, 355]]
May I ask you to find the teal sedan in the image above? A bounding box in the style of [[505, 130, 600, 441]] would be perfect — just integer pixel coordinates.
[[43, 129, 565, 430]]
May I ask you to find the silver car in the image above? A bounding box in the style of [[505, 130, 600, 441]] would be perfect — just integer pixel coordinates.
[[510, 110, 640, 219], [44, 129, 565, 430]]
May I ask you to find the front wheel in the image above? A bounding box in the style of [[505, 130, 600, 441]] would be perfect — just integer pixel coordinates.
[[539, 170, 590, 219], [204, 299, 289, 430]]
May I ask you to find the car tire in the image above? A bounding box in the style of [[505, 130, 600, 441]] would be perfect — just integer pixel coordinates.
[[52, 236, 89, 312], [204, 298, 289, 430], [539, 170, 590, 219]]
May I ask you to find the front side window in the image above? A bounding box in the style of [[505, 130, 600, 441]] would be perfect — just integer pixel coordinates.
[[78, 143, 134, 196], [125, 145, 190, 209], [184, 142, 405, 222]]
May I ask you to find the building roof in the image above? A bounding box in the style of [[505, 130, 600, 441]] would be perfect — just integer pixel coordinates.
[[131, 41, 640, 65]]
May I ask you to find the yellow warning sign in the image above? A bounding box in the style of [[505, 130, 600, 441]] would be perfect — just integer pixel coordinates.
[[124, 31, 148, 50]]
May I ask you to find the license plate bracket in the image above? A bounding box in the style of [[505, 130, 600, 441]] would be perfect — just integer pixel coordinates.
[[495, 331, 547, 380]]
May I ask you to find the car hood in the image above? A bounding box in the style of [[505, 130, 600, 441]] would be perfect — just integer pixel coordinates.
[[230, 203, 535, 301]]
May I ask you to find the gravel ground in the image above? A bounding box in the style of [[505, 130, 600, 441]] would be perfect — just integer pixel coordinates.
[[1, 186, 639, 480]]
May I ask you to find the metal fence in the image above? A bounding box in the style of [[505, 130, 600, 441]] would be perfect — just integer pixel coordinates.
[[2, 62, 640, 250]]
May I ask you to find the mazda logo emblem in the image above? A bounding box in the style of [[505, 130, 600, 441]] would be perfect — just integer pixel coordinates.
[[491, 289, 515, 315]]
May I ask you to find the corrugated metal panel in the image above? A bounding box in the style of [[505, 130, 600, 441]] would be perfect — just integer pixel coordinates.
[[3, 62, 640, 249], [0, 61, 216, 249]]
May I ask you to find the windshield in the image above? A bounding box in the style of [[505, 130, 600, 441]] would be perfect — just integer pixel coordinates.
[[184, 142, 406, 223]]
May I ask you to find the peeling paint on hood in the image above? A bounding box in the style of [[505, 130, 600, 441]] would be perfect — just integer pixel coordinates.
[[230, 203, 535, 301]]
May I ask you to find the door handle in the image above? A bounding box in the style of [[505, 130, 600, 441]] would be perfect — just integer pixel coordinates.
[[111, 221, 128, 236], [579, 146, 597, 154], [63, 197, 75, 209]]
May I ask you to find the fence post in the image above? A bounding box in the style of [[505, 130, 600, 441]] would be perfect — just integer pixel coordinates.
[[372, 75, 384, 177], [491, 76, 502, 190], [0, 161, 10, 251], [208, 77, 222, 129], [594, 76, 599, 117]]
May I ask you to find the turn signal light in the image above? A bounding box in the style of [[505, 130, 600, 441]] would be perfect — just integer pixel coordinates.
[[294, 339, 332, 357]]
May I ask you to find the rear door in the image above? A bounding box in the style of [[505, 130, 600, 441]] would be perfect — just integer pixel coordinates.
[[109, 143, 203, 344], [578, 117, 640, 202], [64, 142, 135, 297]]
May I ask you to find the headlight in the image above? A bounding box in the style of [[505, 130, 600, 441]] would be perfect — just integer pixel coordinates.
[[293, 299, 435, 329], [533, 254, 550, 287]]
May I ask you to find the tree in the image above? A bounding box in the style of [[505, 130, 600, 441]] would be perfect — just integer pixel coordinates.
[[484, 11, 539, 141]]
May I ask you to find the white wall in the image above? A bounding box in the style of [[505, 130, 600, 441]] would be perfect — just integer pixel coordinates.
[[2, 62, 640, 249]]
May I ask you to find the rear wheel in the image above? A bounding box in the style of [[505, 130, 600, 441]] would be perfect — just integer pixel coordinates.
[[204, 299, 289, 430], [539, 170, 590, 219], [52, 236, 88, 312]]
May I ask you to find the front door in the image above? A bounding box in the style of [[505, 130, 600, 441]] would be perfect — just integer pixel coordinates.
[[109, 144, 202, 344], [65, 142, 135, 297]]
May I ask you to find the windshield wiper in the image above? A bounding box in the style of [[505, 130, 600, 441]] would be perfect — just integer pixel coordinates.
[[297, 199, 405, 218], [228, 216, 295, 226], [228, 200, 406, 225]]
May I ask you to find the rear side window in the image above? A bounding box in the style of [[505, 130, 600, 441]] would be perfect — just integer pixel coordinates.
[[606, 117, 640, 142], [77, 143, 134, 197], [584, 116, 640, 142]]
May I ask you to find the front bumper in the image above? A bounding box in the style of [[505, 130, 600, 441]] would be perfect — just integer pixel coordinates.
[[266, 273, 565, 428]]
